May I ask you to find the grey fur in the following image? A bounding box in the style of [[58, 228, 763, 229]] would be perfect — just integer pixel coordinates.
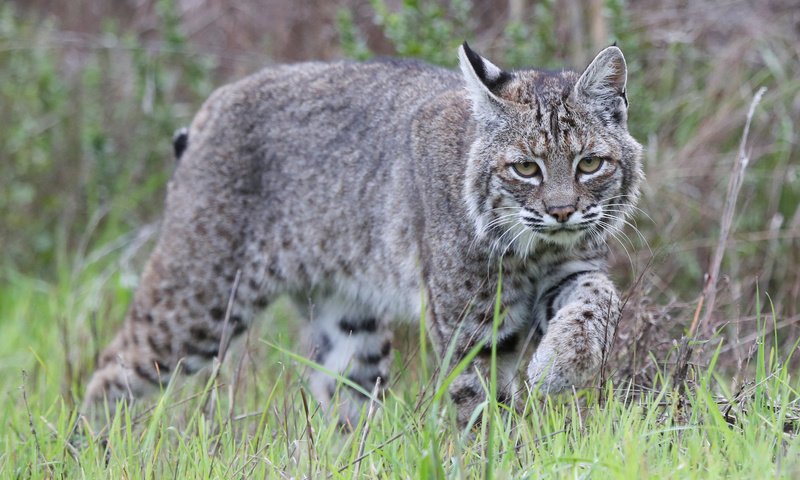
[[84, 43, 643, 428]]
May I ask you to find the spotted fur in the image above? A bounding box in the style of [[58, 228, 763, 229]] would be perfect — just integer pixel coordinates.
[[83, 43, 643, 428]]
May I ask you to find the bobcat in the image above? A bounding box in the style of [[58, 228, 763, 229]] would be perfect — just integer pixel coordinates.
[[84, 43, 643, 427]]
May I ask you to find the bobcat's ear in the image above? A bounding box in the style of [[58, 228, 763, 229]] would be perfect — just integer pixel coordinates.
[[571, 46, 628, 124], [458, 42, 512, 121]]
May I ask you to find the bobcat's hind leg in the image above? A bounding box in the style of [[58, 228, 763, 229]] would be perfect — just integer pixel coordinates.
[[83, 249, 270, 420], [82, 180, 272, 421], [304, 296, 392, 429]]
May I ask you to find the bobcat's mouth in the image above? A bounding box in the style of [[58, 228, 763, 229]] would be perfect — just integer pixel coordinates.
[[519, 218, 589, 245], [539, 226, 587, 245], [521, 218, 586, 233]]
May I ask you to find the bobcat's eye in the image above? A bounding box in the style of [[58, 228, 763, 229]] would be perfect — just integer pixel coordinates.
[[512, 162, 541, 178], [577, 156, 604, 174]]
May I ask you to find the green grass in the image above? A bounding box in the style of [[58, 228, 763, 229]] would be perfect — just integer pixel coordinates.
[[1, 264, 799, 478]]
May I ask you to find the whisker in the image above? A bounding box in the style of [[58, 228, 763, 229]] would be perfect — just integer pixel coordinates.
[[601, 203, 656, 224], [598, 213, 652, 253], [481, 215, 521, 235], [601, 193, 639, 204], [489, 220, 520, 258], [595, 218, 637, 251], [502, 225, 529, 258], [601, 210, 649, 242], [523, 232, 535, 261], [594, 219, 636, 272], [471, 211, 522, 254]]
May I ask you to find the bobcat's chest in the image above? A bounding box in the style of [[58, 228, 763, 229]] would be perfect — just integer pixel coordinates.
[[497, 259, 549, 336], [500, 253, 576, 336]]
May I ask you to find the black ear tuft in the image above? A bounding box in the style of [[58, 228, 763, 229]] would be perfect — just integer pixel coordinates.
[[461, 42, 486, 82], [460, 41, 512, 93]]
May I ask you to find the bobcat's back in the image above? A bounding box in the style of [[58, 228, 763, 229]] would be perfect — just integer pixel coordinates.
[[171, 59, 466, 316]]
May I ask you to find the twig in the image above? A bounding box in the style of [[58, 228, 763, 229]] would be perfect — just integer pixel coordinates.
[[206, 269, 242, 459], [336, 429, 408, 477], [299, 388, 316, 478], [21, 371, 53, 475], [218, 269, 242, 363], [201, 268, 242, 412], [41, 415, 81, 462], [690, 87, 767, 337], [352, 377, 382, 479], [58, 315, 75, 408]]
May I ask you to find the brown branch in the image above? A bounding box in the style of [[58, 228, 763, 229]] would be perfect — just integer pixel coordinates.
[[690, 87, 767, 338]]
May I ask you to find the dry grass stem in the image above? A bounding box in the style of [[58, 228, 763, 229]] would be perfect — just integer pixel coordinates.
[[691, 86, 767, 337]]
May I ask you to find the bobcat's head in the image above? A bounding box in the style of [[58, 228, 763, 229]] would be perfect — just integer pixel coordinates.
[[460, 43, 643, 255]]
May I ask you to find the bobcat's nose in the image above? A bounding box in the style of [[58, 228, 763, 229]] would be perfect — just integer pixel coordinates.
[[546, 204, 576, 223]]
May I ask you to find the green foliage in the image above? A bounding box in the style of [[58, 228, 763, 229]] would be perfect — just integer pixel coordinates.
[[336, 8, 372, 61], [500, 0, 562, 69], [0, 1, 214, 276], [0, 6, 68, 263], [370, 0, 474, 67]]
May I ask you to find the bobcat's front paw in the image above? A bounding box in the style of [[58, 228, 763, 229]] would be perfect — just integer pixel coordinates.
[[526, 303, 612, 394], [526, 347, 574, 395], [527, 347, 599, 395]]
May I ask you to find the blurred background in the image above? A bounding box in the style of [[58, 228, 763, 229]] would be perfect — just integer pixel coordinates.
[[1, 0, 798, 382]]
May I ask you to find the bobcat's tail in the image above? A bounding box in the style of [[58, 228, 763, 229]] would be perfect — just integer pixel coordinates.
[[172, 127, 189, 161]]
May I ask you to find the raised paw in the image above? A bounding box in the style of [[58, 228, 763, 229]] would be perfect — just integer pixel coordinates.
[[526, 302, 615, 395]]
